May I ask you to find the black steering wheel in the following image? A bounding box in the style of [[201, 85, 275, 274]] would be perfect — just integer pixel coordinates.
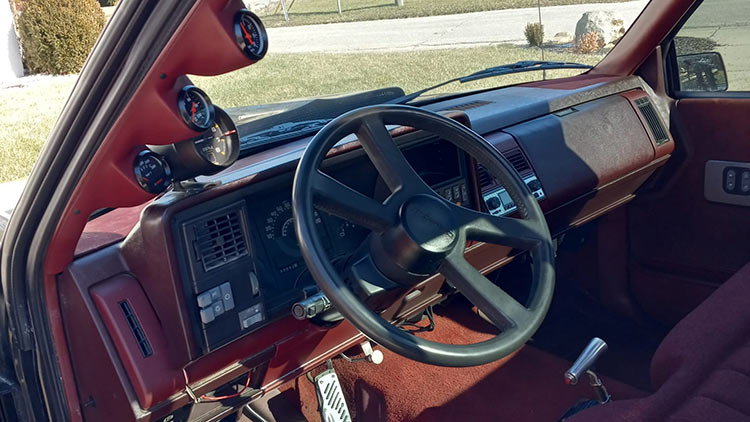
[[292, 105, 555, 367]]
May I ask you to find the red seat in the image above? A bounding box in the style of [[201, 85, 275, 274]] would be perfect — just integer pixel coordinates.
[[570, 263, 750, 422]]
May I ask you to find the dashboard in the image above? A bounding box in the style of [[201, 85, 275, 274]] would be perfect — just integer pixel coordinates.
[[29, 1, 680, 421], [50, 3, 675, 417]]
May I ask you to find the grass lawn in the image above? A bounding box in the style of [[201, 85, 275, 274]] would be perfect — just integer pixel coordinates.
[[261, 0, 631, 27], [0, 45, 601, 183]]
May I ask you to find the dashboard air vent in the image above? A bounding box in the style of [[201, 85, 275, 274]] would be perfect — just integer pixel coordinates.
[[119, 301, 152, 358], [476, 165, 494, 190], [192, 206, 249, 272], [634, 97, 670, 146], [503, 148, 531, 173], [476, 147, 531, 191]]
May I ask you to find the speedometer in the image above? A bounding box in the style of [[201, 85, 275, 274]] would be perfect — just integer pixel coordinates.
[[264, 199, 325, 258]]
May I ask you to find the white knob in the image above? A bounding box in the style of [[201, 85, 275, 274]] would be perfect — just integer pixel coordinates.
[[369, 349, 384, 365]]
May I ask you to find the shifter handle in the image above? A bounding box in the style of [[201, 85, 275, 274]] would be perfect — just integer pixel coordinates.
[[564, 337, 608, 385]]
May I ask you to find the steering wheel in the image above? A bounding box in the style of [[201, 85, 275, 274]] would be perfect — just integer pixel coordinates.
[[292, 105, 555, 367]]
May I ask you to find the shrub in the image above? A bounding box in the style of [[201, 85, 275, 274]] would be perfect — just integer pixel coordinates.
[[576, 31, 605, 54], [17, 0, 105, 75], [524, 22, 544, 47]]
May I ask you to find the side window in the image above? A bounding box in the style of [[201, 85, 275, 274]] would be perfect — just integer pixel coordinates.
[[672, 0, 749, 93]]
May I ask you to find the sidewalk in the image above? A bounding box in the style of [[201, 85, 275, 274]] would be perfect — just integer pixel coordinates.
[[266, 0, 648, 53], [0, 179, 26, 215]]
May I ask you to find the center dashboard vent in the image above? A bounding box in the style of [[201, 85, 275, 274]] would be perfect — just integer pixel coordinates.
[[634, 97, 670, 146], [476, 147, 531, 191], [188, 203, 250, 273]]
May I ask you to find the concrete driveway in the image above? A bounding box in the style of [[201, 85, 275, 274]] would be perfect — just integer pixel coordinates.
[[267, 0, 649, 53]]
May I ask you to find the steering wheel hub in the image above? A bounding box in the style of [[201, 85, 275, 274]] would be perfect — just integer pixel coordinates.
[[402, 194, 458, 251], [377, 194, 459, 277]]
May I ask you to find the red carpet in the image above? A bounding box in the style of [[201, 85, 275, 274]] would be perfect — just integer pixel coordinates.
[[283, 304, 645, 421]]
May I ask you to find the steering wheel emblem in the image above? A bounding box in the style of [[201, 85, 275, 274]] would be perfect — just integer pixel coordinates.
[[401, 195, 457, 252]]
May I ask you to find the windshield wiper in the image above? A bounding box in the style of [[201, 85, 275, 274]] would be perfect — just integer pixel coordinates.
[[389, 60, 593, 105]]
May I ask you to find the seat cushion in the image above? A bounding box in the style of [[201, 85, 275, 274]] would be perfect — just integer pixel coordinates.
[[570, 262, 750, 422]]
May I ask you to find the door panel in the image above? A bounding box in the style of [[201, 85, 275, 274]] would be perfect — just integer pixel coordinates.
[[628, 98, 750, 324]]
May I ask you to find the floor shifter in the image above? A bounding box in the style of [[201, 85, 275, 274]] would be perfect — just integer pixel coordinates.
[[564, 337, 611, 404]]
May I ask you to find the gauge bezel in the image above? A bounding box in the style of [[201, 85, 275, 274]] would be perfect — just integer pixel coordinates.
[[133, 150, 172, 194], [177, 85, 216, 132], [149, 106, 240, 182], [233, 9, 269, 61]]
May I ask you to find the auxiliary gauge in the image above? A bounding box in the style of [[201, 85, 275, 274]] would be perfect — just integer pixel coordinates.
[[178, 85, 215, 132], [234, 9, 268, 61], [133, 150, 172, 194]]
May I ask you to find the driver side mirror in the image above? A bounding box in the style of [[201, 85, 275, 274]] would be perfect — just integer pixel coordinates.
[[677, 51, 728, 92]]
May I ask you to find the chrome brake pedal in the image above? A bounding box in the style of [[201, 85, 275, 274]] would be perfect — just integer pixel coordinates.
[[312, 361, 351, 422]]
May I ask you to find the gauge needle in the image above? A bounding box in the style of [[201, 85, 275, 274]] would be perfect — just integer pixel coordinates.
[[191, 102, 197, 123], [241, 24, 254, 46]]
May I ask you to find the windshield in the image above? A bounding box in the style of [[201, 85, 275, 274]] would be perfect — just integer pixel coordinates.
[[193, 0, 649, 114]]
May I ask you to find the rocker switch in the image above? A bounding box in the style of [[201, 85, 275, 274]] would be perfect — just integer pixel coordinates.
[[726, 169, 737, 191], [196, 292, 212, 308], [741, 171, 750, 193]]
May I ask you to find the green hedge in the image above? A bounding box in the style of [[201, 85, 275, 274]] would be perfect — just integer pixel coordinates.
[[17, 0, 105, 75]]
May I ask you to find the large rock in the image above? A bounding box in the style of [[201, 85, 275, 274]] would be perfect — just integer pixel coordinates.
[[575, 11, 626, 46], [244, 0, 283, 16]]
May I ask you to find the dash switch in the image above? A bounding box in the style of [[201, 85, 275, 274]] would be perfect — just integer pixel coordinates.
[[741, 171, 750, 193], [726, 169, 737, 191]]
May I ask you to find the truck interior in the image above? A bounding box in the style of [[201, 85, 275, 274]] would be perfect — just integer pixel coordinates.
[[2, 0, 749, 421]]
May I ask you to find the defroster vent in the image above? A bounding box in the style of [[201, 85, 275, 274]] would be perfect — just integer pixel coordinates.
[[476, 147, 531, 191], [635, 97, 670, 146], [191, 203, 249, 273]]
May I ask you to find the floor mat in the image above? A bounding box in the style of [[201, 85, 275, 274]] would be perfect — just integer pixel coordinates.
[[284, 303, 645, 422]]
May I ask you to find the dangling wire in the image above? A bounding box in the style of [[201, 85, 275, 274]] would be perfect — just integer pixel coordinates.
[[399, 306, 435, 334]]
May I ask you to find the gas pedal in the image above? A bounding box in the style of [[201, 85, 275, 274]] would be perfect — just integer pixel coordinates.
[[312, 361, 351, 422]]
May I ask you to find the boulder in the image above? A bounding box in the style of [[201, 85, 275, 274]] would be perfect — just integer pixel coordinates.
[[575, 11, 626, 46]]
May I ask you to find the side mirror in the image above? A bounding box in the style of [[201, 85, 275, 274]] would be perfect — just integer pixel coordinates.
[[677, 52, 728, 92]]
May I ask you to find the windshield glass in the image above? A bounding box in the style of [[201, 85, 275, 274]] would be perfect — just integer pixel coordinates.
[[193, 0, 649, 120]]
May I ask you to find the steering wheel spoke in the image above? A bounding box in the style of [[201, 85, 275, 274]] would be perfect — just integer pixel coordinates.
[[450, 204, 544, 250], [356, 116, 429, 195], [311, 170, 395, 233], [440, 253, 531, 330]]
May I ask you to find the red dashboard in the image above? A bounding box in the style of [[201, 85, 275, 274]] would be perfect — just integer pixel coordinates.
[[38, 1, 676, 421], [58, 79, 673, 422]]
